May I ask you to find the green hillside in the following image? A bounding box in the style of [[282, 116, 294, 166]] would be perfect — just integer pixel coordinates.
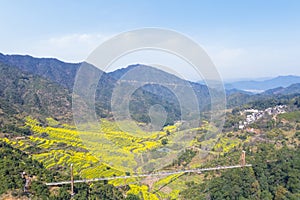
[[1, 104, 300, 199], [0, 62, 73, 127], [0, 141, 127, 200], [0, 54, 300, 199]]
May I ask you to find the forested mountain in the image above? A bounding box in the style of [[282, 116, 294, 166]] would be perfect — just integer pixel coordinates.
[[0, 53, 214, 125], [263, 83, 300, 95], [0, 53, 80, 89], [1, 52, 300, 126], [0, 62, 73, 129], [226, 83, 300, 108], [1, 52, 300, 129]]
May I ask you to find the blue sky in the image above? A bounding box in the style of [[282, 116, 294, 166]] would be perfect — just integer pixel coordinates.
[[1, 0, 300, 80]]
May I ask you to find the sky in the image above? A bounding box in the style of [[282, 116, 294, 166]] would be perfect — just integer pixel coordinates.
[[1, 0, 300, 81]]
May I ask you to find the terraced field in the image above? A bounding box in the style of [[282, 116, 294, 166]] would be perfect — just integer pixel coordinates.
[[1, 116, 245, 199]]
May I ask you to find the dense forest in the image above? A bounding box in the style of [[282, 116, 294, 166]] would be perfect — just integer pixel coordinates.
[[0, 142, 140, 199], [180, 144, 300, 199]]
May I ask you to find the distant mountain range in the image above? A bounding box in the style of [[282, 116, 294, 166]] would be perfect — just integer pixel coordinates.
[[225, 75, 300, 93], [226, 82, 300, 108], [0, 53, 213, 126], [1, 52, 300, 127], [263, 83, 300, 95]]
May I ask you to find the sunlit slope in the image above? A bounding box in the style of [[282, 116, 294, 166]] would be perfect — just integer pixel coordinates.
[[3, 117, 201, 174], [2, 116, 245, 199]]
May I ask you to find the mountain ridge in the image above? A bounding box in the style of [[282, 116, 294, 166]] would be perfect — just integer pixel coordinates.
[[263, 83, 300, 95], [0, 53, 212, 126], [225, 75, 300, 92], [2, 52, 300, 125]]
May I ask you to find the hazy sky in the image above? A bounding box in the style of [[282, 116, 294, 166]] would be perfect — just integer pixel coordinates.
[[1, 0, 300, 80]]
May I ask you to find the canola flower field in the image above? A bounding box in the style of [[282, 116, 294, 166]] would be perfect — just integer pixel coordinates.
[[1, 116, 244, 199]]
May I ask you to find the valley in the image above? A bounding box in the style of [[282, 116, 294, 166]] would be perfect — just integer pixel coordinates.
[[0, 54, 299, 199]]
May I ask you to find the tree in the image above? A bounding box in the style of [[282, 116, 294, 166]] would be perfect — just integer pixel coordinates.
[[274, 185, 288, 200], [161, 138, 168, 145], [125, 194, 141, 200]]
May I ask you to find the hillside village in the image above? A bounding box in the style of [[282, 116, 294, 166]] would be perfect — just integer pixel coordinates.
[[238, 105, 287, 129]]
